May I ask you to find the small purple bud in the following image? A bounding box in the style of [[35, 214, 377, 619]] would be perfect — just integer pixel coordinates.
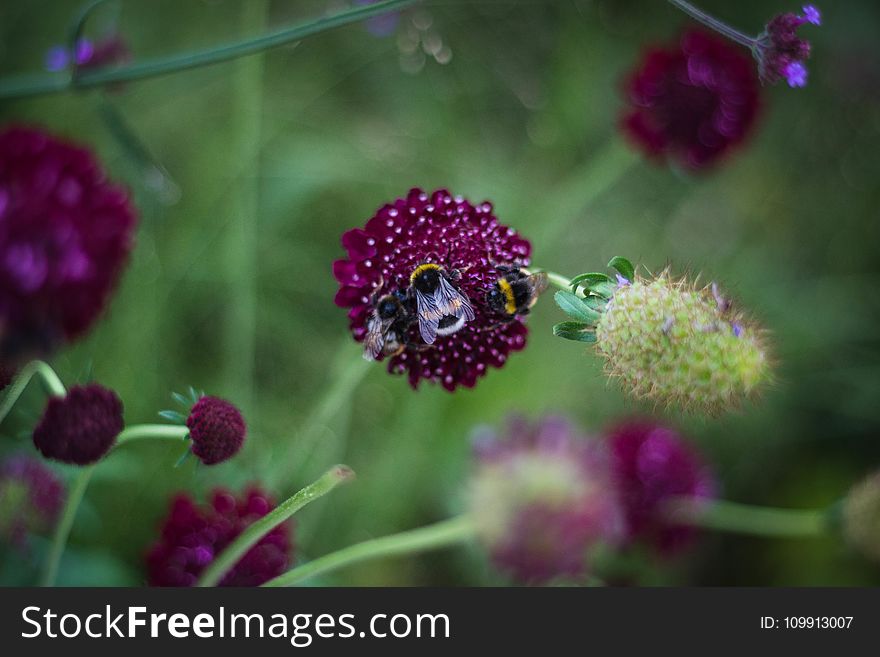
[[785, 61, 808, 87], [732, 322, 744, 338], [74, 38, 95, 65], [44, 46, 69, 72], [615, 273, 631, 287], [802, 5, 821, 26]]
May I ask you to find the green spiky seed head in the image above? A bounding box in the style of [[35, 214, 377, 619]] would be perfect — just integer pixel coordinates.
[[842, 471, 880, 563], [593, 272, 769, 413]]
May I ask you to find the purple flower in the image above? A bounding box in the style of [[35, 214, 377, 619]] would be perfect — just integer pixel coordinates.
[[44, 35, 130, 73], [334, 188, 532, 391], [146, 487, 293, 587], [802, 5, 822, 26], [32, 384, 124, 465], [0, 126, 138, 366], [621, 30, 761, 170], [0, 455, 64, 548], [607, 420, 715, 555], [468, 416, 624, 583], [186, 396, 247, 465], [756, 6, 821, 87]]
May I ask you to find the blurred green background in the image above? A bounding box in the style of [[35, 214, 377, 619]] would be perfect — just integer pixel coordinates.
[[1, 0, 879, 586]]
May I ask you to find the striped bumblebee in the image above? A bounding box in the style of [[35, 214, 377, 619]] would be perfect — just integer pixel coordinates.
[[486, 265, 549, 319], [408, 263, 475, 344], [363, 290, 414, 361]]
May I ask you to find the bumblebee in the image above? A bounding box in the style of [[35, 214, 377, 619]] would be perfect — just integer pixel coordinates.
[[486, 265, 549, 319], [408, 263, 475, 344], [363, 290, 414, 361]]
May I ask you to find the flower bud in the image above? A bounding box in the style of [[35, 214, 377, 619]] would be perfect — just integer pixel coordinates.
[[32, 384, 124, 465], [467, 416, 623, 583], [594, 273, 770, 414], [186, 396, 247, 465]]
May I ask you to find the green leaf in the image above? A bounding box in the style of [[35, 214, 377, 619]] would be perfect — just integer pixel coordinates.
[[607, 256, 635, 282], [591, 281, 617, 299], [553, 321, 598, 343], [158, 410, 186, 424], [569, 272, 611, 291], [554, 291, 601, 323], [582, 295, 607, 311]]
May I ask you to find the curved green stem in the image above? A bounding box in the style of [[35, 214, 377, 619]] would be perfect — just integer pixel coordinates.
[[197, 465, 355, 587], [540, 270, 574, 292], [41, 465, 95, 586], [0, 361, 66, 426], [0, 0, 422, 100], [666, 497, 829, 538], [667, 0, 756, 49], [263, 515, 475, 587], [114, 423, 190, 447]]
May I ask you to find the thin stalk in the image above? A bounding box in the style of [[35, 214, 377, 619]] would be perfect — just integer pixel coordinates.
[[667, 0, 756, 48], [224, 0, 267, 414], [0, 360, 66, 426], [41, 465, 95, 586], [666, 497, 829, 538], [114, 423, 190, 447], [196, 465, 355, 587], [0, 0, 422, 100], [541, 270, 574, 291], [263, 515, 475, 587]]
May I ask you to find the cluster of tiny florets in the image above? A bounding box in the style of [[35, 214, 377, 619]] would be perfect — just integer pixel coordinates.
[[594, 272, 770, 414], [185, 396, 247, 465], [842, 471, 880, 563], [0, 455, 64, 548], [32, 384, 125, 465], [334, 188, 532, 391], [146, 487, 292, 587], [756, 5, 822, 87]]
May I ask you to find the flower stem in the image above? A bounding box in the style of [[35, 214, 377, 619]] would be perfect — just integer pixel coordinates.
[[114, 424, 190, 447], [262, 515, 475, 587], [196, 464, 356, 587], [0, 0, 422, 100], [0, 360, 66, 426], [541, 270, 574, 291], [666, 0, 756, 48], [40, 465, 95, 586], [666, 497, 829, 537]]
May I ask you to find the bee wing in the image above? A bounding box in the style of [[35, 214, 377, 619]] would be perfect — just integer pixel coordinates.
[[529, 272, 550, 303], [435, 276, 475, 321], [362, 312, 386, 361], [414, 289, 443, 344]]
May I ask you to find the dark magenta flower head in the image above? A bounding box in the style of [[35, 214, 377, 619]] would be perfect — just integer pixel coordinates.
[[0, 455, 64, 548], [146, 487, 293, 587], [0, 125, 138, 365], [32, 384, 124, 465], [607, 420, 716, 555], [621, 30, 760, 170], [185, 396, 247, 466], [755, 5, 821, 87], [334, 188, 532, 391], [467, 415, 624, 583]]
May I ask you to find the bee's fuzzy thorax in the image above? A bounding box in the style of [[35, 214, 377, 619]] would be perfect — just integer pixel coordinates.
[[410, 262, 442, 285]]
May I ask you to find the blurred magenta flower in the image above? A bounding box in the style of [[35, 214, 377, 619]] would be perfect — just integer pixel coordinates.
[[621, 30, 760, 169], [146, 487, 293, 587], [44, 34, 131, 73], [467, 416, 623, 583], [756, 5, 822, 87], [186, 396, 247, 466], [607, 420, 715, 555], [354, 0, 401, 38], [0, 455, 64, 548], [0, 126, 138, 365], [32, 384, 124, 465], [334, 188, 532, 391]]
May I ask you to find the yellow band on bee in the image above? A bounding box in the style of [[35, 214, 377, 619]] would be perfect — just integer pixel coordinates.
[[410, 263, 441, 284], [498, 278, 517, 315]]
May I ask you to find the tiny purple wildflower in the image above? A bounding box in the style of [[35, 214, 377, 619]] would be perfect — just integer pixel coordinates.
[[802, 5, 822, 26], [615, 273, 631, 287], [756, 6, 821, 86], [784, 61, 808, 87]]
